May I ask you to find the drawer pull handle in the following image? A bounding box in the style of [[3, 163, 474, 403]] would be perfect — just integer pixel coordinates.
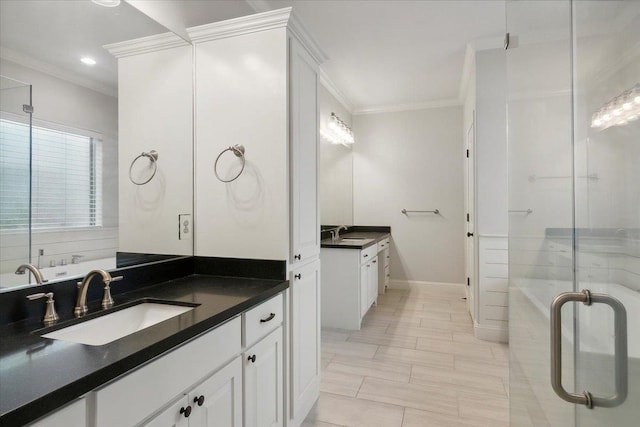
[[194, 395, 205, 406], [248, 354, 257, 363], [373, 260, 377, 264], [295, 274, 301, 280], [294, 254, 301, 260], [363, 254, 368, 258], [180, 406, 192, 418], [260, 312, 276, 323]]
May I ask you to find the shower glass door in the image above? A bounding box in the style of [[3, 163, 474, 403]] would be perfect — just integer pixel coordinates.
[[508, 0, 640, 426], [573, 1, 640, 426], [0, 77, 32, 289]]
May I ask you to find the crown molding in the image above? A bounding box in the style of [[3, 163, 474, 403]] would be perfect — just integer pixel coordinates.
[[104, 32, 189, 59], [187, 7, 292, 44], [353, 98, 462, 116], [0, 46, 117, 98], [319, 68, 354, 114], [287, 10, 328, 65]]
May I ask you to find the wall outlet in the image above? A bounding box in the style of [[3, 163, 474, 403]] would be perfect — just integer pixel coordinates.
[[179, 214, 192, 240]]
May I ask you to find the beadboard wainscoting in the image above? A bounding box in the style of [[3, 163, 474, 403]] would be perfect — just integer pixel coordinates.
[[476, 235, 508, 342]]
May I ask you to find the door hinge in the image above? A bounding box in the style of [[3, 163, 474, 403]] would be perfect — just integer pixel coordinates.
[[467, 277, 470, 287], [23, 104, 34, 114], [466, 213, 470, 222], [504, 33, 510, 50], [466, 149, 469, 158]]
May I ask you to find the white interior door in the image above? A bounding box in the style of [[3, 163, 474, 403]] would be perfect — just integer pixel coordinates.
[[464, 118, 476, 320]]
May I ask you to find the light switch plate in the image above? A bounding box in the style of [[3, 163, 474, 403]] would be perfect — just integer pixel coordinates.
[[179, 214, 192, 240]]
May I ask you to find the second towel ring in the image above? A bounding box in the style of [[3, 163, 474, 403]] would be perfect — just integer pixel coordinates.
[[214, 145, 246, 183], [129, 150, 159, 185]]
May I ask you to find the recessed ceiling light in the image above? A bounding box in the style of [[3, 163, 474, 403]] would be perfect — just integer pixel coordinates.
[[81, 57, 97, 66], [91, 0, 121, 7]]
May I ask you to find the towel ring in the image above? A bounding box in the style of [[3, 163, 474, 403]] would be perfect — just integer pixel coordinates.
[[214, 145, 245, 183], [129, 150, 159, 185]]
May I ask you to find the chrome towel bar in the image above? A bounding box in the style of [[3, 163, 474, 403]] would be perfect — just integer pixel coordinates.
[[401, 209, 440, 215]]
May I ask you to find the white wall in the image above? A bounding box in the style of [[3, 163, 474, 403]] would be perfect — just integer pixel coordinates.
[[319, 85, 353, 225], [476, 48, 507, 236], [353, 106, 465, 284], [117, 43, 193, 256], [0, 58, 118, 274]]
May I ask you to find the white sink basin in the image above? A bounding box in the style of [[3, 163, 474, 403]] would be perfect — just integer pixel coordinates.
[[339, 238, 373, 243], [42, 302, 195, 346]]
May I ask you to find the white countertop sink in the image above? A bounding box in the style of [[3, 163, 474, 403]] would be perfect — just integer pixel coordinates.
[[42, 302, 195, 346]]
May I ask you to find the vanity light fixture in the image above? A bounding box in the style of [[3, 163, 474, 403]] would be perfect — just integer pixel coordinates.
[[91, 0, 121, 7], [591, 83, 640, 130], [80, 57, 97, 66], [321, 112, 355, 146]]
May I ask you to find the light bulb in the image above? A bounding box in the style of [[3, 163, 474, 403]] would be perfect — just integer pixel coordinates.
[[80, 57, 97, 65], [635, 95, 640, 104], [613, 108, 622, 116], [592, 118, 602, 127], [603, 114, 611, 121], [623, 102, 632, 110]]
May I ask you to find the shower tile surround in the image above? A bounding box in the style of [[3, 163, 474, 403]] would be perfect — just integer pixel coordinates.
[[303, 283, 509, 427]]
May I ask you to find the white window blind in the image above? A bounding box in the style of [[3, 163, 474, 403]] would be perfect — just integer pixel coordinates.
[[0, 119, 103, 231], [0, 119, 30, 230]]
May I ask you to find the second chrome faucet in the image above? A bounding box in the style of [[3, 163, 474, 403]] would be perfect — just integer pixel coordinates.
[[75, 269, 123, 317]]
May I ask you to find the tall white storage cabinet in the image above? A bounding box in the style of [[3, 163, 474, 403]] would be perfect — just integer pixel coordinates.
[[188, 9, 324, 427]]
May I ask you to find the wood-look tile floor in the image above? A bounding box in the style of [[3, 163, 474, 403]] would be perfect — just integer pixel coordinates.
[[302, 284, 510, 427]]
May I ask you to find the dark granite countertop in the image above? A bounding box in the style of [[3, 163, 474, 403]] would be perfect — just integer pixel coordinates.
[[321, 230, 390, 249], [0, 274, 288, 426]]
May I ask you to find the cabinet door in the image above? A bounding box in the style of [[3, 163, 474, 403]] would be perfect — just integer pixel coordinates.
[[360, 263, 369, 318], [369, 256, 379, 307], [244, 327, 283, 427], [290, 36, 320, 266], [290, 259, 320, 423], [144, 396, 189, 427], [188, 357, 243, 427], [29, 397, 86, 427]]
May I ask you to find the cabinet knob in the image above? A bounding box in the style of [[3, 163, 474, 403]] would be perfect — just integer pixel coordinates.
[[194, 395, 205, 406], [373, 260, 377, 264], [294, 274, 301, 280], [467, 232, 474, 237], [248, 354, 257, 363], [294, 254, 301, 260], [260, 312, 276, 323], [180, 406, 192, 418], [363, 254, 368, 258]]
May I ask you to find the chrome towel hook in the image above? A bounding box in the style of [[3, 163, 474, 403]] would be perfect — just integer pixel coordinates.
[[129, 150, 159, 185], [214, 145, 246, 183]]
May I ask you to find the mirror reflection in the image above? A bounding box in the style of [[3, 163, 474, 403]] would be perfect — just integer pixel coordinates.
[[0, 0, 183, 291]]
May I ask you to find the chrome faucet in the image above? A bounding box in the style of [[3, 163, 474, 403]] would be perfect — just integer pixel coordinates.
[[15, 264, 47, 284], [330, 225, 348, 242], [74, 269, 123, 317]]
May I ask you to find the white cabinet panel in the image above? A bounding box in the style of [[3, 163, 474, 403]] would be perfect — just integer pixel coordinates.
[[368, 256, 378, 308], [189, 357, 243, 427], [244, 327, 283, 427], [290, 259, 320, 424], [290, 36, 320, 266], [28, 397, 86, 427], [360, 263, 369, 318]]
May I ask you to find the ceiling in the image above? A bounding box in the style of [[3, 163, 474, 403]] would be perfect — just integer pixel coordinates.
[[0, 0, 507, 112]]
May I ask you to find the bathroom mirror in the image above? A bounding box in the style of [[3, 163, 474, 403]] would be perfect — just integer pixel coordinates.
[[0, 0, 190, 291], [319, 85, 354, 226]]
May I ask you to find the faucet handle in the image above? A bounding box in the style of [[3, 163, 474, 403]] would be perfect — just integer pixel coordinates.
[[26, 292, 59, 326], [101, 276, 122, 309]]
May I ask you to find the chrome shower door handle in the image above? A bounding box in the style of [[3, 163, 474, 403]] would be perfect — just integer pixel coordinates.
[[550, 290, 628, 409]]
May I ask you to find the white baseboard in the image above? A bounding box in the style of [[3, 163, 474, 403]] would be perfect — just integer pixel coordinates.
[[474, 323, 508, 343], [388, 279, 465, 290]]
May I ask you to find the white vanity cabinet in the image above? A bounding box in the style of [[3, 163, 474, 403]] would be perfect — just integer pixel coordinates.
[[323, 244, 378, 330], [377, 238, 391, 294], [146, 357, 243, 427], [242, 294, 284, 427], [27, 397, 86, 427]]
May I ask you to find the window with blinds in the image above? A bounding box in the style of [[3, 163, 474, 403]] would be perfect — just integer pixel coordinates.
[[0, 119, 103, 231]]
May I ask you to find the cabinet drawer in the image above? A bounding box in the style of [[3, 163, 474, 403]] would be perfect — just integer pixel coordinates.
[[377, 238, 390, 253], [360, 245, 377, 264], [94, 317, 241, 427], [244, 293, 283, 348]]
